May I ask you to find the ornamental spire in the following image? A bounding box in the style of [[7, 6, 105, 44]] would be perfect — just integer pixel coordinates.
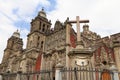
[[38, 7, 46, 18], [12, 29, 20, 38]]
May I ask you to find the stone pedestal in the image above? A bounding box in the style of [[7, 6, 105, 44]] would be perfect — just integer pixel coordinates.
[[113, 40, 120, 72], [0, 74, 2, 80], [16, 70, 22, 80], [110, 65, 119, 80], [55, 62, 63, 80]]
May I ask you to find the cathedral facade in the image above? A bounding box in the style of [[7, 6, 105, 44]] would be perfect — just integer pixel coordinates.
[[0, 8, 120, 76]]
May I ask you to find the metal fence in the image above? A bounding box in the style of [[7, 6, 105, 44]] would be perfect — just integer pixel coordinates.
[[61, 67, 120, 80], [1, 70, 54, 80], [0, 67, 120, 80], [2, 73, 17, 80]]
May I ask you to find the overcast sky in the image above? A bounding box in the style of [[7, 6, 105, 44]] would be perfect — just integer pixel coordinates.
[[0, 0, 120, 63]]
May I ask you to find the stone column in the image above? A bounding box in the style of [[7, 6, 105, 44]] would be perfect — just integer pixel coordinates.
[[113, 40, 120, 79], [66, 23, 71, 67], [113, 41, 120, 71], [55, 62, 63, 80], [113, 48, 120, 70], [76, 16, 80, 42], [66, 23, 71, 80], [16, 68, 22, 80], [0, 74, 3, 80], [110, 65, 119, 80], [16, 73, 21, 80]]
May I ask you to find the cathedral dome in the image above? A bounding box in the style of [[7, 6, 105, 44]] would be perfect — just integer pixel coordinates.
[[38, 8, 46, 18], [12, 30, 20, 38]]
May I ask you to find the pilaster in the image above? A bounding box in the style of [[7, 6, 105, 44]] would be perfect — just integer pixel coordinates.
[[113, 40, 120, 72]]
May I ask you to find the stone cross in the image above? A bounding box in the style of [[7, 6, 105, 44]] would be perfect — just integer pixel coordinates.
[[67, 16, 89, 42]]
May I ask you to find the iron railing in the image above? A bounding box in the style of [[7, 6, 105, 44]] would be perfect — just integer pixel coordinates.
[[0, 68, 120, 80], [1, 70, 54, 80], [61, 67, 120, 80]]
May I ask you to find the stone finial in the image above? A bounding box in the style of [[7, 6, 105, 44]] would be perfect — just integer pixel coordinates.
[[83, 24, 89, 32], [42, 7, 44, 11], [12, 29, 20, 38], [67, 17, 69, 21], [38, 7, 46, 18]]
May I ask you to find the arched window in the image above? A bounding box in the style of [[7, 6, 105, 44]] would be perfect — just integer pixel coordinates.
[[47, 25, 49, 30], [38, 36, 40, 41], [41, 41, 44, 49], [42, 24, 45, 32], [39, 22, 41, 30]]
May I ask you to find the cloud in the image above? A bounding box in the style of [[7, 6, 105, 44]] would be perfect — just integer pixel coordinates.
[[0, 0, 120, 63], [47, 0, 120, 37], [0, 0, 51, 63]]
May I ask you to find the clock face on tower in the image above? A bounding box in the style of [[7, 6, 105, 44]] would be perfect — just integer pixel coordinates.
[[75, 59, 89, 66]]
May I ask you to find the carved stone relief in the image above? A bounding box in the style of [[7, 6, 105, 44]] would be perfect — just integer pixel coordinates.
[[45, 29, 66, 51]]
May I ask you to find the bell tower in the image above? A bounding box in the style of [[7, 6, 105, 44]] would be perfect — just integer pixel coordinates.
[[30, 8, 51, 34], [24, 8, 51, 72], [2, 30, 23, 63], [26, 8, 51, 50]]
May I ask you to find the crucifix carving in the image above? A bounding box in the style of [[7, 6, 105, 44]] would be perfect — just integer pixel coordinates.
[[67, 16, 89, 42]]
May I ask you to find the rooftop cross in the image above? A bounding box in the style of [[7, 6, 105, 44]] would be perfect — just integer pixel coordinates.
[[67, 16, 89, 42]]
